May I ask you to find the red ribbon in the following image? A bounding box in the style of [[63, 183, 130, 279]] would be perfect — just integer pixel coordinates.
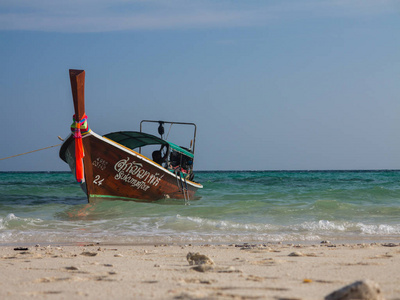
[[72, 114, 87, 183]]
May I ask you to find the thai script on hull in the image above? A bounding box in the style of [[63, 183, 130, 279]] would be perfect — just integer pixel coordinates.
[[114, 157, 164, 190]]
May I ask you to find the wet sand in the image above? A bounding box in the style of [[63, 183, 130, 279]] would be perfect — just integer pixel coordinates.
[[0, 242, 399, 299]]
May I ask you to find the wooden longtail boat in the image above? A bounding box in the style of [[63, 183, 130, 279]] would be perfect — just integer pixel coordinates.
[[59, 69, 203, 203]]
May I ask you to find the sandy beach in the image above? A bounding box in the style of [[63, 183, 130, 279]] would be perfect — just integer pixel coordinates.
[[0, 242, 399, 299]]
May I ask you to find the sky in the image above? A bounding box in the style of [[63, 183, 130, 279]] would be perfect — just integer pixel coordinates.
[[1, 0, 400, 171]]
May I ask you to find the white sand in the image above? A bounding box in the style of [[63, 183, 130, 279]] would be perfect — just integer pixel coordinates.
[[0, 242, 399, 299]]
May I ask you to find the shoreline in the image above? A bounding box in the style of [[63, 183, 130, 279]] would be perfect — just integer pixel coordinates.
[[1, 242, 399, 299], [2, 237, 400, 248]]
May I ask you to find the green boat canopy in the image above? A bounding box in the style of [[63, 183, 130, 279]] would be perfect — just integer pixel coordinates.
[[167, 142, 194, 158], [104, 131, 194, 158]]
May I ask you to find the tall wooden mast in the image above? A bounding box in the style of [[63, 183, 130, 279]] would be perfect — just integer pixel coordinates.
[[69, 69, 85, 120], [69, 69, 86, 184]]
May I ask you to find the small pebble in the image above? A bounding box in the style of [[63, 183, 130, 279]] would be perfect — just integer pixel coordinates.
[[325, 279, 384, 300], [192, 265, 214, 273], [289, 252, 304, 257], [81, 252, 98, 257], [187, 252, 214, 265]]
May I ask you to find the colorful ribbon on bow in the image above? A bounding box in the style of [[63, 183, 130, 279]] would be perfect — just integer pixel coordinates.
[[71, 114, 89, 183]]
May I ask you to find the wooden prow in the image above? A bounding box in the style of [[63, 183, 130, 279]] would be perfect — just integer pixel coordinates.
[[69, 69, 85, 120], [69, 69, 86, 184]]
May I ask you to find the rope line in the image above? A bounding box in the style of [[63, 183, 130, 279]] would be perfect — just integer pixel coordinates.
[[166, 123, 173, 140], [0, 144, 62, 161]]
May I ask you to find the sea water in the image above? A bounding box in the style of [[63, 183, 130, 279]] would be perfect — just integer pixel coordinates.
[[1, 171, 400, 246]]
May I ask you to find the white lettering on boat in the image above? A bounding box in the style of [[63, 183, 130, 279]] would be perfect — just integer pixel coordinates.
[[92, 157, 108, 170], [93, 175, 104, 186], [114, 157, 164, 191]]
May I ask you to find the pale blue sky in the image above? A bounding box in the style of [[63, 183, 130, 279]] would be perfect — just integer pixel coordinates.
[[1, 0, 400, 171]]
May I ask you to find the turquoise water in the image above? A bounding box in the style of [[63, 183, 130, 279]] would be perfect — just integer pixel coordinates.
[[1, 171, 400, 245]]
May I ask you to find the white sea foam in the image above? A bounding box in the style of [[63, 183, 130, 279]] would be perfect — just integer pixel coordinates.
[[1, 212, 399, 245], [358, 223, 400, 235], [297, 220, 347, 232], [0, 213, 17, 230], [1, 211, 400, 245]]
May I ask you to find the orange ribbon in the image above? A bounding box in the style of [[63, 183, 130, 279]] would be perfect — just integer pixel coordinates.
[[72, 114, 87, 183]]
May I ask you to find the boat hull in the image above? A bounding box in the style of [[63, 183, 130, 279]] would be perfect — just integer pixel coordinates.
[[60, 131, 202, 203]]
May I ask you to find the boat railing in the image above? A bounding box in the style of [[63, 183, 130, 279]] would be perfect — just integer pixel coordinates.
[[139, 120, 197, 154]]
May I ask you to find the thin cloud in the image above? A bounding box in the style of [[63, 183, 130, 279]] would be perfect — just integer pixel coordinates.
[[0, 0, 398, 32]]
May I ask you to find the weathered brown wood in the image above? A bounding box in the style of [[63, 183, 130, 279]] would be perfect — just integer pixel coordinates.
[[69, 69, 85, 121], [60, 133, 201, 202]]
